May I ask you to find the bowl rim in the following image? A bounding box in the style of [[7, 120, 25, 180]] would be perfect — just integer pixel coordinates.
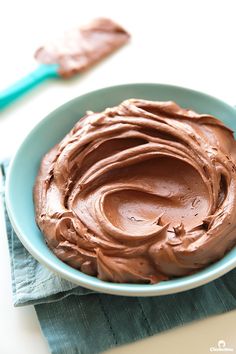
[[5, 82, 236, 296]]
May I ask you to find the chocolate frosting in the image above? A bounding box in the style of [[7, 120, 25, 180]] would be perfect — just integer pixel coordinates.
[[34, 99, 236, 283], [35, 18, 130, 77]]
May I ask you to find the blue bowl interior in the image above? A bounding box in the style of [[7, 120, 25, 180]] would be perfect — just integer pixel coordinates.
[[6, 83, 236, 296]]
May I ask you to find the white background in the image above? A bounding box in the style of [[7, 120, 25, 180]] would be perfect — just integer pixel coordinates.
[[0, 0, 236, 353]]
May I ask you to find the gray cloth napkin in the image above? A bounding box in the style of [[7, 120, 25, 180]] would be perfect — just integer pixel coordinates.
[[2, 160, 236, 354]]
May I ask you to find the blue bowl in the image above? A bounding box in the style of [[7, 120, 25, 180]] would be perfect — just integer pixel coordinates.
[[5, 83, 236, 296]]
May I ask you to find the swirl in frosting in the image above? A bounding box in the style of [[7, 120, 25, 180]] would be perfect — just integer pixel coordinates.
[[34, 99, 236, 283]]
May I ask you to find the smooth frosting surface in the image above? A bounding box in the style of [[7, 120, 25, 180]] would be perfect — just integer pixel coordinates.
[[35, 18, 130, 77], [34, 99, 236, 283]]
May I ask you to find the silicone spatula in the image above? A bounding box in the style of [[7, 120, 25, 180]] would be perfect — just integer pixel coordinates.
[[0, 18, 130, 110]]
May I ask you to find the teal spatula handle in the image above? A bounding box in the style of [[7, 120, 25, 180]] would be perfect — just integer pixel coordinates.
[[0, 64, 59, 110]]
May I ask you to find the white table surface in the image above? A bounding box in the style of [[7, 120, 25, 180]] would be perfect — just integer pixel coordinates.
[[1, 0, 236, 353]]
